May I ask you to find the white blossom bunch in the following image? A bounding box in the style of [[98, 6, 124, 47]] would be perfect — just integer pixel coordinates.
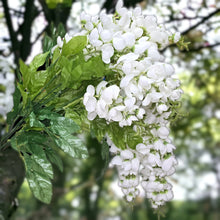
[[0, 56, 15, 119], [81, 0, 182, 208], [54, 0, 182, 209]]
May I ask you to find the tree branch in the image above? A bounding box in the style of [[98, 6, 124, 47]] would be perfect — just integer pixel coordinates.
[[187, 42, 220, 52], [182, 8, 220, 35], [20, 0, 36, 61], [1, 0, 20, 67]]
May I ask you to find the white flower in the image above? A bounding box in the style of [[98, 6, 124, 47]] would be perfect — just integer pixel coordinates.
[[157, 104, 168, 114], [136, 108, 145, 119], [89, 28, 102, 47], [108, 106, 123, 121], [173, 32, 181, 43], [170, 89, 183, 101], [96, 81, 108, 95], [162, 156, 177, 172], [136, 143, 150, 155], [134, 38, 151, 54], [113, 35, 126, 51], [64, 33, 71, 43], [122, 32, 135, 47], [138, 75, 151, 90], [100, 30, 113, 43], [57, 36, 63, 48], [121, 150, 134, 159], [100, 11, 114, 29], [131, 158, 140, 172], [142, 92, 163, 106], [101, 85, 120, 104], [148, 48, 162, 61], [117, 53, 139, 64], [111, 155, 123, 166], [101, 43, 114, 63], [150, 29, 169, 47], [157, 126, 169, 139], [147, 153, 162, 166]]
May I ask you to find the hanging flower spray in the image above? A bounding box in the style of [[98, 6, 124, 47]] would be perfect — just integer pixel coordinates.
[[80, 0, 183, 208]]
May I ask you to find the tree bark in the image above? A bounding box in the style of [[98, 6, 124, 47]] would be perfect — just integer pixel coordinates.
[[0, 147, 25, 220]]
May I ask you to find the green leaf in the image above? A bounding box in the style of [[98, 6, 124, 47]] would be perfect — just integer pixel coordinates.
[[79, 56, 107, 79], [19, 52, 50, 100], [52, 47, 60, 63], [26, 167, 52, 204], [43, 35, 54, 53], [48, 117, 88, 158], [91, 118, 108, 142], [37, 108, 88, 158], [29, 112, 45, 128], [92, 120, 142, 150], [38, 108, 65, 121], [19, 59, 29, 89], [108, 123, 127, 150], [17, 83, 28, 107], [126, 127, 143, 149], [61, 36, 87, 57], [59, 56, 81, 88], [44, 146, 63, 172], [30, 52, 50, 72], [11, 131, 53, 204]]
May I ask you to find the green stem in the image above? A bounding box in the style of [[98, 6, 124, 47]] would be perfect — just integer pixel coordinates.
[[0, 116, 25, 150], [32, 72, 60, 103], [63, 97, 83, 109], [33, 83, 62, 111]]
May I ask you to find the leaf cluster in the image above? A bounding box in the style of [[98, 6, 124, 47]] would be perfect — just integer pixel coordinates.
[[2, 35, 112, 204]]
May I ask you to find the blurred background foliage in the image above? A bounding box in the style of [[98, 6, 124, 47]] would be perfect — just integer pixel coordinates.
[[0, 0, 220, 219]]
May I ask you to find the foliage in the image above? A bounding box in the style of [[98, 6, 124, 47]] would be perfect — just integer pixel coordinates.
[[0, 34, 111, 204]]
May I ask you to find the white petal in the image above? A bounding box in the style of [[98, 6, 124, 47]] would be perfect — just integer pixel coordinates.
[[86, 85, 95, 95], [116, 0, 123, 12], [113, 37, 126, 51], [96, 81, 108, 95], [87, 111, 97, 120], [157, 126, 169, 139], [121, 150, 134, 159], [122, 62, 132, 75], [124, 97, 136, 108], [138, 75, 151, 90], [117, 53, 139, 64], [142, 94, 151, 106], [85, 97, 97, 112], [100, 30, 112, 42], [57, 36, 63, 48], [111, 155, 123, 166], [122, 32, 135, 47], [120, 75, 134, 88], [131, 158, 140, 172]]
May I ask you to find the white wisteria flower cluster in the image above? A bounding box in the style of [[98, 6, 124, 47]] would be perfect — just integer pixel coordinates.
[[54, 0, 182, 209], [81, 0, 182, 208], [0, 56, 15, 119]]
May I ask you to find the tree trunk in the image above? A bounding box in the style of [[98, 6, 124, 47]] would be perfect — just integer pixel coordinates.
[[0, 147, 25, 220]]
